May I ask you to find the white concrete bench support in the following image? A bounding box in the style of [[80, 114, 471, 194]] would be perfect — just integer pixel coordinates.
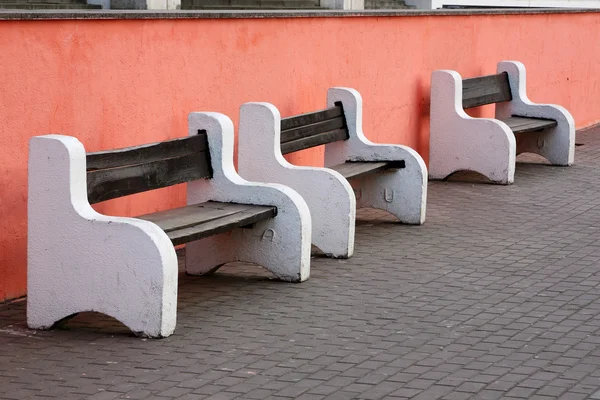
[[28, 135, 179, 338], [324, 88, 428, 225], [238, 103, 355, 259], [496, 61, 575, 166], [429, 70, 516, 184], [185, 112, 312, 280]]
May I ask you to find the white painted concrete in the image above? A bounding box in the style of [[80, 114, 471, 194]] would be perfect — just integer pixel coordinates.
[[325, 88, 427, 225], [405, 0, 600, 8], [429, 69, 516, 184], [496, 61, 575, 166], [27, 112, 312, 338], [429, 61, 574, 185], [186, 112, 313, 280], [237, 103, 355, 259], [28, 135, 179, 338]]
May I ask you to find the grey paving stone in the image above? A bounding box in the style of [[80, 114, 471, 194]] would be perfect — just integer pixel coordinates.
[[3, 127, 600, 399]]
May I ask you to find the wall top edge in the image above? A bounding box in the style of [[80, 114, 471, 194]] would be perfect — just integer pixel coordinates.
[[1, 8, 600, 21]]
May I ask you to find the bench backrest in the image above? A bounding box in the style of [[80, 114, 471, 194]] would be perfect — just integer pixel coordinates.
[[462, 72, 513, 109], [280, 103, 349, 155], [86, 132, 212, 204]]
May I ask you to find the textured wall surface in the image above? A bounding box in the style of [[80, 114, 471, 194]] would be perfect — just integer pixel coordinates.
[[1, 12, 600, 300]]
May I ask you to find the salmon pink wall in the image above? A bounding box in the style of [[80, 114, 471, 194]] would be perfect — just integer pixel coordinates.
[[1, 12, 600, 301]]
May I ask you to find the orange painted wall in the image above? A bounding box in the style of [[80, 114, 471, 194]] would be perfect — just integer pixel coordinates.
[[1, 13, 600, 301]]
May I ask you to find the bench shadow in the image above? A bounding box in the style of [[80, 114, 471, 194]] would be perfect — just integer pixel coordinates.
[[0, 260, 293, 339], [515, 152, 552, 165], [443, 170, 494, 184], [354, 208, 404, 226]]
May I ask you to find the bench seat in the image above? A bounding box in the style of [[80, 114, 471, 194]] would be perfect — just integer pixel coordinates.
[[501, 116, 558, 134], [138, 202, 277, 246], [329, 161, 406, 180]]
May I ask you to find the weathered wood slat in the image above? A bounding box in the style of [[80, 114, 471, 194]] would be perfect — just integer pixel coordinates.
[[280, 105, 344, 131], [87, 151, 212, 204], [329, 161, 406, 180], [501, 116, 558, 134], [137, 202, 271, 232], [280, 128, 349, 155], [462, 72, 512, 109], [139, 202, 277, 246], [86, 133, 209, 171], [281, 116, 346, 144]]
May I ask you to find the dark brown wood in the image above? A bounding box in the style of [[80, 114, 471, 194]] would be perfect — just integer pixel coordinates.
[[281, 116, 347, 144], [462, 72, 512, 109], [501, 116, 558, 134], [138, 201, 277, 246], [137, 202, 266, 232], [280, 128, 349, 155], [86, 133, 209, 171], [87, 151, 212, 204], [280, 104, 344, 131], [329, 161, 406, 180]]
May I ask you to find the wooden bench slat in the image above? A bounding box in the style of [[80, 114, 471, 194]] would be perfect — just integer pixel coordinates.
[[137, 202, 269, 232], [280, 116, 346, 144], [280, 105, 344, 131], [462, 72, 512, 109], [328, 161, 406, 180], [87, 151, 212, 204], [138, 202, 277, 246], [280, 128, 349, 155], [501, 116, 558, 134], [86, 133, 208, 171]]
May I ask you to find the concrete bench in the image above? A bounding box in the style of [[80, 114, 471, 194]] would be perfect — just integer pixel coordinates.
[[27, 112, 311, 338], [237, 87, 427, 259], [430, 60, 575, 184]]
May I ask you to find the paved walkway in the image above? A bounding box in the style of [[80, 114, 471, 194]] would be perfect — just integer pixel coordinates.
[[2, 127, 600, 400]]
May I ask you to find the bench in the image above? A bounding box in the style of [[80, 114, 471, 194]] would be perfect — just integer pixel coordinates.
[[237, 87, 428, 258], [27, 112, 311, 338], [430, 60, 575, 184]]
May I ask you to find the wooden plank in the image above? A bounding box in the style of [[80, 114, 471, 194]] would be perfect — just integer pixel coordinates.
[[280, 105, 343, 131], [501, 116, 558, 134], [329, 161, 406, 180], [462, 72, 512, 109], [281, 116, 346, 144], [86, 133, 209, 171], [140, 202, 277, 246], [137, 202, 268, 233], [280, 128, 349, 155], [87, 151, 212, 204]]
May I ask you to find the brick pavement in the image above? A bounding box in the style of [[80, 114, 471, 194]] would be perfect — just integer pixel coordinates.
[[2, 126, 600, 399]]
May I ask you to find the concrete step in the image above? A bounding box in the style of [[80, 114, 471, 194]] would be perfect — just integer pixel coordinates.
[[0, 2, 101, 7]]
